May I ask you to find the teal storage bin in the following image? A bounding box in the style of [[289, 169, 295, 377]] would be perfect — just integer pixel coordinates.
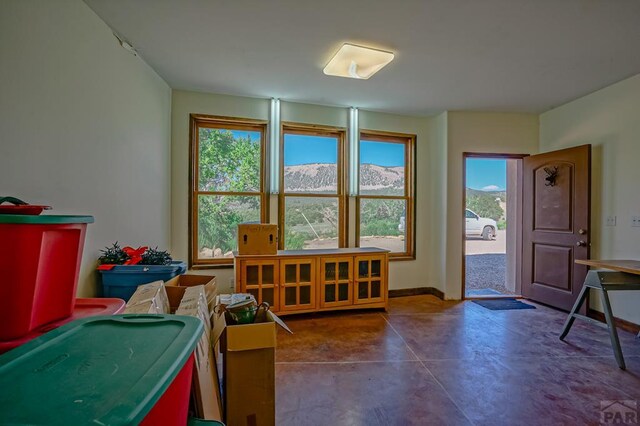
[[99, 261, 187, 300], [0, 314, 203, 425]]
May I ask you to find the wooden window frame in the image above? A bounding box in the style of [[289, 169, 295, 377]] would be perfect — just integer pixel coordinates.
[[278, 122, 348, 250], [189, 114, 269, 268], [356, 130, 416, 260]]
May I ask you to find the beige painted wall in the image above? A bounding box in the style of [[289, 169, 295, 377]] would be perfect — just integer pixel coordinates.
[[427, 113, 449, 294], [281, 101, 348, 128], [171, 91, 438, 293], [540, 73, 640, 325], [444, 112, 539, 299], [0, 0, 172, 297], [359, 110, 434, 291]]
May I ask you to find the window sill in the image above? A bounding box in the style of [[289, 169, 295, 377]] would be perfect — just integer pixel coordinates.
[[389, 254, 416, 262], [190, 262, 234, 270]]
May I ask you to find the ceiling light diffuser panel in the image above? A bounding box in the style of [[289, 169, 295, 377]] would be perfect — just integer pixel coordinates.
[[323, 43, 394, 80]]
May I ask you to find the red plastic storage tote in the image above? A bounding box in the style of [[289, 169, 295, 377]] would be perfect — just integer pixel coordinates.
[[0, 297, 125, 354], [0, 314, 203, 425], [0, 214, 93, 340]]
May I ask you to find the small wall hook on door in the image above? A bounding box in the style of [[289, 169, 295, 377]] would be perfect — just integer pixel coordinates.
[[544, 166, 559, 187]]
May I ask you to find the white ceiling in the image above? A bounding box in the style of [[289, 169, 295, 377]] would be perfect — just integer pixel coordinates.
[[84, 0, 640, 115]]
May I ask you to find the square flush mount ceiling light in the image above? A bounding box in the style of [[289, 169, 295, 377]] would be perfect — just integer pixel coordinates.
[[323, 43, 394, 80]]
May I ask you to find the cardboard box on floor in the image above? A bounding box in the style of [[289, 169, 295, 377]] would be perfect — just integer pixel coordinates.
[[166, 282, 223, 422], [124, 278, 223, 422], [212, 296, 292, 426], [165, 274, 217, 314]]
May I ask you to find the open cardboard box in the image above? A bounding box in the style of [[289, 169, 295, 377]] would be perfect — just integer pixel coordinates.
[[123, 280, 170, 314], [212, 296, 291, 426], [165, 274, 217, 314], [166, 282, 223, 422], [124, 278, 223, 422]]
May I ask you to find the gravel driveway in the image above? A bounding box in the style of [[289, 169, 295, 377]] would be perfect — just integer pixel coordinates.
[[465, 230, 511, 295]]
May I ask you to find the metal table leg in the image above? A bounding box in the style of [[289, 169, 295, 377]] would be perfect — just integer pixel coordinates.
[[560, 284, 589, 340], [560, 270, 640, 370], [599, 287, 626, 369]]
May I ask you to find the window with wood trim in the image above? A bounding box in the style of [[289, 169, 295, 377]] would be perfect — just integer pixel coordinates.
[[279, 123, 347, 250], [357, 131, 415, 259], [190, 114, 268, 266]]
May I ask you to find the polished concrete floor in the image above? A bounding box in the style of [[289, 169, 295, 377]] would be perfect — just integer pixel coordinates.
[[275, 295, 640, 426]]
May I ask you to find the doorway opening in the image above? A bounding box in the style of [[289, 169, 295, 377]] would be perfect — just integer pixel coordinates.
[[463, 154, 525, 298]]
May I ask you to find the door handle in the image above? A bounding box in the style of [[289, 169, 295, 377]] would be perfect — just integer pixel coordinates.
[[576, 240, 587, 247]]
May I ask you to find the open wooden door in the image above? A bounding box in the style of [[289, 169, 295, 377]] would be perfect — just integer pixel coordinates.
[[521, 145, 591, 311]]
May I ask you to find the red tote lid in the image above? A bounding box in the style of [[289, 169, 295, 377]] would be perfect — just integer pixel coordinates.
[[0, 197, 51, 215]]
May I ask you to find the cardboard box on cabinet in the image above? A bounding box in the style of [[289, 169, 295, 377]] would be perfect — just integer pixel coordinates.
[[237, 223, 278, 255]]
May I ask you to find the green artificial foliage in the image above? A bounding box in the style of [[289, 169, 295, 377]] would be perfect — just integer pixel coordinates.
[[98, 242, 128, 265], [140, 247, 173, 265]]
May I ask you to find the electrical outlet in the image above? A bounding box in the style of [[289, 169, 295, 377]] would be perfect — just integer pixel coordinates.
[[228, 277, 236, 292], [606, 215, 617, 226], [632, 216, 640, 227]]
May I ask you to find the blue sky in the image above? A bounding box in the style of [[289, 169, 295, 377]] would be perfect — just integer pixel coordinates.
[[360, 140, 404, 167], [284, 134, 338, 165], [233, 133, 509, 186], [231, 131, 404, 167], [283, 135, 405, 166], [466, 158, 506, 191]]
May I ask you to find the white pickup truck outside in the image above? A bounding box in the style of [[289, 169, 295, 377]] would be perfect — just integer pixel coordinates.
[[465, 209, 497, 240]]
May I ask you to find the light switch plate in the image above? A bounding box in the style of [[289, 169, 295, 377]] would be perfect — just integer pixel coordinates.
[[606, 216, 617, 226], [632, 216, 640, 227]]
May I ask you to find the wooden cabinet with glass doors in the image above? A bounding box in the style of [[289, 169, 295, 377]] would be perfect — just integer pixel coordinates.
[[238, 259, 279, 311], [234, 248, 388, 315]]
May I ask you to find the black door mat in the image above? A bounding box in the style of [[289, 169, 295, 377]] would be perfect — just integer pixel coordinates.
[[472, 298, 536, 310]]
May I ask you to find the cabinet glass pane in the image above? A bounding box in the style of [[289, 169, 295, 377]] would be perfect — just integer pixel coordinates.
[[246, 265, 259, 285], [371, 281, 381, 298], [247, 288, 259, 301], [325, 284, 336, 302], [324, 262, 336, 281], [300, 285, 311, 305], [285, 287, 297, 306], [371, 260, 381, 277], [262, 288, 274, 306], [263, 265, 274, 284], [358, 261, 369, 278], [338, 262, 349, 280], [285, 264, 297, 283], [358, 281, 369, 299], [300, 263, 311, 282], [338, 283, 349, 301]]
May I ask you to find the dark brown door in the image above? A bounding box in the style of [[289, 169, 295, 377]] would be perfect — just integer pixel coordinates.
[[522, 145, 591, 311]]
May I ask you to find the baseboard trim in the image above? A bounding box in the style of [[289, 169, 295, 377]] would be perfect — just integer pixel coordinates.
[[588, 309, 640, 334], [388, 287, 444, 300]]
